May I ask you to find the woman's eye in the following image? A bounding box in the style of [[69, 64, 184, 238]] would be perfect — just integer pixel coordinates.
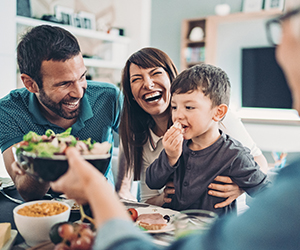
[[131, 78, 141, 83], [171, 106, 177, 110]]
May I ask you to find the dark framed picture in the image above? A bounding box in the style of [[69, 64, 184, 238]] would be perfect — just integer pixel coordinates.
[[55, 5, 74, 25], [73, 13, 82, 28], [242, 0, 264, 12], [264, 0, 285, 11], [78, 11, 96, 30], [17, 0, 31, 17]]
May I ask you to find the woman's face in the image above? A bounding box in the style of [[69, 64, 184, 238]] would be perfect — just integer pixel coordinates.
[[129, 63, 171, 116], [276, 17, 300, 115]]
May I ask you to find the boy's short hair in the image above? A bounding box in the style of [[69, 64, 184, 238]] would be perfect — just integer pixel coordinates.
[[17, 25, 81, 89], [171, 64, 231, 107]]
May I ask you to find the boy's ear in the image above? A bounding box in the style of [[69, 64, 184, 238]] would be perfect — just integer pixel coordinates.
[[21, 74, 39, 93], [213, 104, 228, 122]]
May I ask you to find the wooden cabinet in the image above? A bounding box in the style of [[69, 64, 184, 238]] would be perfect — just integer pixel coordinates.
[[180, 18, 206, 70], [180, 9, 282, 71]]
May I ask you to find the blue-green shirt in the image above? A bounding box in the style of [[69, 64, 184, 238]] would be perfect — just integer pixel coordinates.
[[0, 81, 122, 185]]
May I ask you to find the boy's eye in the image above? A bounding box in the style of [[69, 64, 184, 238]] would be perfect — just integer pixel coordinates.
[[186, 106, 194, 110]]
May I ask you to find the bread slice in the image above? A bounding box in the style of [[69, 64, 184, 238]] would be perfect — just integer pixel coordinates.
[[136, 213, 167, 230], [0, 223, 11, 248]]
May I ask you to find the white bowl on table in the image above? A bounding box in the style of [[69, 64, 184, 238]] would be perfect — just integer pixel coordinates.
[[13, 200, 70, 247]]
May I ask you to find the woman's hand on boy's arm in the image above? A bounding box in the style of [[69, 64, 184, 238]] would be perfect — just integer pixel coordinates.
[[208, 176, 244, 208], [146, 181, 175, 206]]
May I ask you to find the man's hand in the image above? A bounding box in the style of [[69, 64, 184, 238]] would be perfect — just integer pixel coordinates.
[[208, 176, 244, 208], [11, 161, 26, 176]]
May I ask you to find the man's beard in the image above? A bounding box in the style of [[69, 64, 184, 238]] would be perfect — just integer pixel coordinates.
[[39, 88, 84, 119]]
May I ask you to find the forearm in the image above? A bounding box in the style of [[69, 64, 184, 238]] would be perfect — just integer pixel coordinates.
[[86, 174, 131, 228], [146, 152, 175, 189], [145, 193, 165, 206], [117, 171, 137, 201]]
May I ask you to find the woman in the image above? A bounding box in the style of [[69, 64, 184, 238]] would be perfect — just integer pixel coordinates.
[[117, 47, 268, 207], [51, 1, 300, 249]]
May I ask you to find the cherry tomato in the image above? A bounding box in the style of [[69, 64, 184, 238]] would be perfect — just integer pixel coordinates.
[[127, 208, 138, 221]]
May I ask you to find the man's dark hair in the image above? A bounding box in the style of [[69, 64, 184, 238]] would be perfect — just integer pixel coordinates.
[[17, 25, 81, 88]]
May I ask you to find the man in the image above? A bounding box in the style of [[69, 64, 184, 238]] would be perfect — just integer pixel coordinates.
[[0, 25, 121, 201]]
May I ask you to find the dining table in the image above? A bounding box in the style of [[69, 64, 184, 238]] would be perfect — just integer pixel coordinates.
[[0, 178, 176, 250]]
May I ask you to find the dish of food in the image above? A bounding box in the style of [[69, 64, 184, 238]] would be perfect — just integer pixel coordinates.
[[13, 128, 112, 182], [17, 201, 69, 217], [53, 198, 80, 213], [135, 207, 179, 233]]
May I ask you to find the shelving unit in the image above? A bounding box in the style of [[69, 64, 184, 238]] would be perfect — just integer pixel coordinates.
[[180, 18, 206, 70], [180, 9, 282, 71], [16, 15, 130, 71]]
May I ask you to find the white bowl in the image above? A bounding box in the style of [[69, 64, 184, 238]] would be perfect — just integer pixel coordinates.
[[13, 200, 70, 247]]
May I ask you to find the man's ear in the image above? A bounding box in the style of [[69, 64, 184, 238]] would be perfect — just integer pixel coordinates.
[[213, 104, 228, 122], [21, 74, 39, 93]]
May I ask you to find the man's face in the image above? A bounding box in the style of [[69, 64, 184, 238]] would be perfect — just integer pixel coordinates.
[[38, 54, 87, 120]]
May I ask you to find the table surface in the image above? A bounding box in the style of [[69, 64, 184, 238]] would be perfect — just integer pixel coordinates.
[[0, 184, 175, 249]]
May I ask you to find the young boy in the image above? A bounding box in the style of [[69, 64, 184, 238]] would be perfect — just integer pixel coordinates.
[[146, 64, 270, 215]]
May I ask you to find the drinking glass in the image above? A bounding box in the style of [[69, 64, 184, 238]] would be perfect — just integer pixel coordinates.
[[173, 209, 218, 239]]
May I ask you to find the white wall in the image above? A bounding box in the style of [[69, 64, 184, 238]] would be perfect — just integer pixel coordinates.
[[214, 17, 300, 153], [0, 0, 16, 98], [216, 18, 270, 109]]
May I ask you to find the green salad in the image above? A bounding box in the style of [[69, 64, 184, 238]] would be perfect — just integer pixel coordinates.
[[14, 128, 111, 158]]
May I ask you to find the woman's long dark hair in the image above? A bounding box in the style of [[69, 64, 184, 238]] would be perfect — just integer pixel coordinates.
[[119, 47, 178, 180]]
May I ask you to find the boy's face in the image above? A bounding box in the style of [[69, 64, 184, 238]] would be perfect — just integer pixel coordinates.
[[171, 89, 218, 140]]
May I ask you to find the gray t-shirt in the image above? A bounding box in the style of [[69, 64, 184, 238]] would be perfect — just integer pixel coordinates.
[[146, 130, 270, 215]]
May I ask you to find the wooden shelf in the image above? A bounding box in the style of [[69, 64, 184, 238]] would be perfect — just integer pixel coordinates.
[[180, 9, 283, 70], [15, 16, 130, 44], [15, 15, 130, 72]]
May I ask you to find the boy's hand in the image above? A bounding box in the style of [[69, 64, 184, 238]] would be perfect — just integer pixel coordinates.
[[163, 122, 184, 166]]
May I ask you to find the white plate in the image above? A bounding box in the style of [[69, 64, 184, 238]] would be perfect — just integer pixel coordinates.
[[52, 198, 80, 212], [2, 229, 18, 250], [135, 207, 179, 233]]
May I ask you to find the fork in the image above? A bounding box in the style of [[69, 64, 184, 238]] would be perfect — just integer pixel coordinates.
[[0, 186, 24, 204]]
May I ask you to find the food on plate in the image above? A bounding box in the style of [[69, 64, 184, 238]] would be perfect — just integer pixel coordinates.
[[0, 223, 11, 248], [14, 128, 111, 158], [136, 213, 168, 230], [163, 214, 170, 223], [17, 202, 68, 217], [127, 208, 138, 222], [50, 221, 95, 250]]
